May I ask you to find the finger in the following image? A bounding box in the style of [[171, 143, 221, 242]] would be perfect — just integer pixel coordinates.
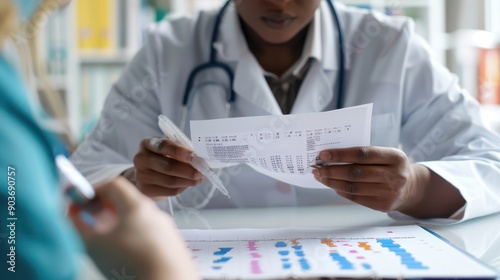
[[136, 169, 205, 189], [69, 200, 119, 236], [68, 204, 92, 238], [335, 191, 396, 212], [316, 178, 388, 196], [313, 164, 388, 183], [94, 177, 145, 214], [142, 137, 194, 163], [319, 146, 405, 165], [140, 184, 190, 197], [136, 152, 204, 181]]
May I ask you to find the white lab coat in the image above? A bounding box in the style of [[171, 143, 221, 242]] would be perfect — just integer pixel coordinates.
[[71, 2, 500, 223]]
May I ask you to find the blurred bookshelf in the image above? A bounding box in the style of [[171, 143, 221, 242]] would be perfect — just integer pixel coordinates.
[[480, 0, 500, 133], [444, 0, 500, 133], [40, 0, 157, 142], [38, 3, 80, 143], [40, 0, 499, 142]]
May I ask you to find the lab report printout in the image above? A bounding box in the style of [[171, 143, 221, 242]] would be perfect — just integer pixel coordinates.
[[190, 104, 372, 189]]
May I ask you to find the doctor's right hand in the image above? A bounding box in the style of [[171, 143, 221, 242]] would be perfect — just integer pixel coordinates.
[[123, 137, 206, 197]]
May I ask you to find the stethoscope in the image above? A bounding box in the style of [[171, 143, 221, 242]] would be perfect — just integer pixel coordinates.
[[179, 0, 345, 132], [175, 0, 345, 210]]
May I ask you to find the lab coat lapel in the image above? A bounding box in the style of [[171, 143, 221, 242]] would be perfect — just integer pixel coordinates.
[[233, 53, 283, 115], [216, 4, 282, 116], [291, 63, 335, 114], [291, 1, 340, 114]]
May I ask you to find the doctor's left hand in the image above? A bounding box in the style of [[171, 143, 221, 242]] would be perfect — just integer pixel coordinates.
[[312, 146, 426, 213]]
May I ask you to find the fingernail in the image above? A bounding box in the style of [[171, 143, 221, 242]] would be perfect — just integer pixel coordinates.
[[149, 137, 161, 148], [186, 153, 195, 163], [195, 172, 204, 180], [195, 177, 208, 186], [320, 151, 332, 161]]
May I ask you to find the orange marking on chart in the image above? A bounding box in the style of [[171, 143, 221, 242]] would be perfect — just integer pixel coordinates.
[[321, 239, 335, 248], [358, 242, 372, 250]]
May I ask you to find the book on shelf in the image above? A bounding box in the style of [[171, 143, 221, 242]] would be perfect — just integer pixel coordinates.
[[77, 0, 156, 57], [77, 0, 117, 52], [75, 0, 160, 140], [40, 7, 69, 84]]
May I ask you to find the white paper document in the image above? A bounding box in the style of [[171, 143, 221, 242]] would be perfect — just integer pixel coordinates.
[[190, 104, 372, 189], [181, 225, 497, 280]]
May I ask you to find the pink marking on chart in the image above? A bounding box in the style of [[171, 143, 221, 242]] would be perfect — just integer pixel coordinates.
[[247, 241, 258, 251], [251, 252, 262, 258], [250, 260, 262, 274]]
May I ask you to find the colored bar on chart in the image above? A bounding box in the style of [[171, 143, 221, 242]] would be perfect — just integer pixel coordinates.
[[214, 247, 233, 256], [321, 239, 336, 248], [275, 241, 287, 248], [214, 257, 232, 263], [376, 239, 429, 270]]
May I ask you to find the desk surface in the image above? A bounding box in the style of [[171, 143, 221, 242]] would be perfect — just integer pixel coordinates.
[[174, 203, 500, 272]]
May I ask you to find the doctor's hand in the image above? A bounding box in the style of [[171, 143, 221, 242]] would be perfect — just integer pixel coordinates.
[[69, 177, 200, 280], [124, 137, 206, 198], [312, 146, 426, 213]]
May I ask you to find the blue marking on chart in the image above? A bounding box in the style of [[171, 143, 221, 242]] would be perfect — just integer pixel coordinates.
[[214, 247, 233, 256], [377, 239, 429, 270], [275, 241, 287, 248], [214, 257, 232, 263], [278, 250, 289, 256]]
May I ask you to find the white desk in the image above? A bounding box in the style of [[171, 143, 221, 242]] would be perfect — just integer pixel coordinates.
[[174, 202, 500, 273]]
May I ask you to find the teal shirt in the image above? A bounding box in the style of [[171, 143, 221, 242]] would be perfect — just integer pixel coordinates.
[[0, 56, 81, 279]]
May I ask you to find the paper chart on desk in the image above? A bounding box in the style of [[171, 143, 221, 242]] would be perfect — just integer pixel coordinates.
[[190, 104, 372, 189], [181, 225, 497, 280]]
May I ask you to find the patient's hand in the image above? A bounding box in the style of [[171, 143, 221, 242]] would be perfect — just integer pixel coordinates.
[[69, 177, 200, 280]]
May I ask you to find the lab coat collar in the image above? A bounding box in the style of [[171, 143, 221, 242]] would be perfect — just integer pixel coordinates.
[[214, 4, 247, 63], [290, 61, 334, 114], [308, 8, 323, 67], [234, 50, 283, 115], [319, 0, 338, 71]]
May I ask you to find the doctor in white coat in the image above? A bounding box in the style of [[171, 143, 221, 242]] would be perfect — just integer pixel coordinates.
[[71, 0, 500, 223]]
